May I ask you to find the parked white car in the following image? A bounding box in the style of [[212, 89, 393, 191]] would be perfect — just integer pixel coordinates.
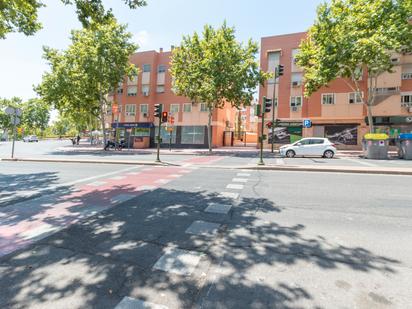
[[279, 138, 336, 158], [23, 135, 39, 142]]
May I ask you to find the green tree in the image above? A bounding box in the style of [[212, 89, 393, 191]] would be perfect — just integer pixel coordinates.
[[296, 0, 412, 133], [21, 98, 50, 136], [0, 0, 146, 39], [170, 23, 269, 152], [37, 18, 137, 146], [0, 0, 43, 39]]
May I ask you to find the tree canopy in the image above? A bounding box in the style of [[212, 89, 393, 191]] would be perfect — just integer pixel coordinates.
[[36, 18, 137, 145], [0, 0, 147, 38], [170, 22, 269, 151], [296, 0, 412, 132]]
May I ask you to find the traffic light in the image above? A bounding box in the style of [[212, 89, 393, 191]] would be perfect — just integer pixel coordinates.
[[263, 96, 272, 113], [277, 64, 284, 76], [161, 111, 168, 123], [154, 104, 162, 118]]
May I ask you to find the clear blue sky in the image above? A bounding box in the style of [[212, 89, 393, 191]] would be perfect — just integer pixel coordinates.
[[0, 0, 325, 101]]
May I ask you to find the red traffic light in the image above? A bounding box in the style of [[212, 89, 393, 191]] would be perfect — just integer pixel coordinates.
[[161, 111, 168, 123]]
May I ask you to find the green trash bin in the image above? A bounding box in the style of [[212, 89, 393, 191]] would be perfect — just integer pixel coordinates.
[[362, 133, 389, 159], [398, 133, 412, 160]]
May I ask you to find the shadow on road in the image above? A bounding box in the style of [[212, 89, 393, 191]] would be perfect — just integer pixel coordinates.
[[0, 184, 401, 309]]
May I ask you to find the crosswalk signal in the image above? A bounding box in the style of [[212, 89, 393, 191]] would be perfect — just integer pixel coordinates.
[[277, 64, 284, 76], [263, 96, 272, 113], [161, 111, 168, 123], [154, 104, 162, 118]]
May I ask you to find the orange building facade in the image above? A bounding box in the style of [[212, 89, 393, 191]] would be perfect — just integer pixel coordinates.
[[106, 49, 238, 148], [259, 32, 412, 149]]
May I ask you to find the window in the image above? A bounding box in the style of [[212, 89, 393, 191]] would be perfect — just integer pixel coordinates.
[[292, 49, 300, 64], [127, 75, 137, 85], [170, 104, 180, 113], [158, 65, 166, 73], [309, 138, 325, 145], [200, 103, 208, 112], [125, 104, 136, 116], [401, 94, 412, 107], [117, 81, 123, 94], [322, 93, 335, 105], [142, 84, 150, 95], [181, 126, 205, 144], [349, 92, 363, 104], [127, 86, 137, 96], [143, 64, 151, 72], [402, 72, 412, 80], [183, 103, 192, 112], [267, 51, 280, 84], [140, 104, 148, 114], [296, 139, 310, 145], [156, 85, 165, 93], [291, 73, 302, 86], [131, 128, 150, 137], [290, 96, 302, 107], [155, 126, 177, 144]]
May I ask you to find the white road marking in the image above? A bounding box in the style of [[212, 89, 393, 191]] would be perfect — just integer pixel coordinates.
[[109, 176, 125, 180], [115, 297, 169, 309], [167, 174, 182, 178], [232, 178, 248, 183], [219, 192, 239, 199], [137, 185, 156, 191], [226, 184, 244, 190], [340, 157, 378, 167], [154, 179, 170, 184], [87, 181, 107, 187], [237, 173, 251, 177]]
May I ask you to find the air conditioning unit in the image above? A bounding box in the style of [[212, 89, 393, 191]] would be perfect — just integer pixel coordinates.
[[292, 81, 301, 87], [291, 106, 298, 112], [143, 113, 148, 118], [143, 91, 149, 97], [391, 58, 400, 64], [409, 107, 412, 113]]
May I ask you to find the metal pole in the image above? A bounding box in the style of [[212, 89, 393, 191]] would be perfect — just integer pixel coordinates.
[[11, 112, 17, 159], [258, 107, 265, 165], [156, 116, 161, 162], [271, 68, 278, 153], [169, 130, 172, 151]]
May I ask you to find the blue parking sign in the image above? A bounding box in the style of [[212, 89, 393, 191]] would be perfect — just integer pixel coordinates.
[[303, 119, 312, 128]]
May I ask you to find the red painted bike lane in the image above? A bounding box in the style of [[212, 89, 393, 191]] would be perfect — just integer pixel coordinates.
[[0, 166, 193, 258]]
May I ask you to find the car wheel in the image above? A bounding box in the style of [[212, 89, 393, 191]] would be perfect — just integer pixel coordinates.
[[286, 150, 296, 158], [324, 150, 334, 159]]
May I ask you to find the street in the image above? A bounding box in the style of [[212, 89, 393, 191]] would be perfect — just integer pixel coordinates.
[[0, 159, 411, 308]]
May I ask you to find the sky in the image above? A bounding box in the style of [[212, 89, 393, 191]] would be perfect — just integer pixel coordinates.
[[0, 0, 326, 102]]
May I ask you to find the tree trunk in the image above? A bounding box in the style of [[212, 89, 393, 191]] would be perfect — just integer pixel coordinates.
[[367, 104, 374, 134], [207, 107, 213, 153], [99, 98, 107, 149]]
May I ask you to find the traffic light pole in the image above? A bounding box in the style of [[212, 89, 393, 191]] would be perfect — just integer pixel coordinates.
[[271, 68, 278, 153], [11, 113, 17, 159], [258, 104, 265, 166], [156, 115, 161, 162]]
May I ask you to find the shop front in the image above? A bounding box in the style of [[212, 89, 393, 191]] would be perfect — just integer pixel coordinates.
[[110, 122, 154, 149], [268, 122, 303, 145]]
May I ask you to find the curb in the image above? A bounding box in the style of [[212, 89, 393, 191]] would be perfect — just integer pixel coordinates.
[[0, 157, 177, 166], [196, 164, 412, 176], [2, 157, 411, 176]]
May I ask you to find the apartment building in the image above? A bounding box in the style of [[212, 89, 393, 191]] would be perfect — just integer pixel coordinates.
[[259, 32, 412, 149], [106, 49, 237, 148]]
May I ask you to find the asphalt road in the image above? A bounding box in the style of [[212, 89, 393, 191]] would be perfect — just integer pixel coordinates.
[[0, 162, 411, 308]]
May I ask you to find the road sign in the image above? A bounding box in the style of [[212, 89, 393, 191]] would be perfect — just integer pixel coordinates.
[[11, 116, 21, 125], [303, 119, 312, 128]]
